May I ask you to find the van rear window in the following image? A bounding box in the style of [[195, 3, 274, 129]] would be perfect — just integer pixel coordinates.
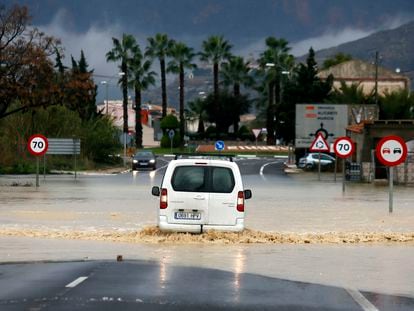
[[171, 166, 235, 193]]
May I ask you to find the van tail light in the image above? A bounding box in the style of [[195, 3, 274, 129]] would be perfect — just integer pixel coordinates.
[[160, 188, 168, 209], [236, 191, 244, 212]]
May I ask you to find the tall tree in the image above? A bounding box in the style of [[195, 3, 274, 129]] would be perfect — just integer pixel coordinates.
[[203, 91, 250, 134], [294, 47, 333, 103], [129, 45, 157, 148], [66, 51, 97, 121], [199, 35, 232, 127], [279, 47, 333, 143], [0, 4, 61, 120], [221, 56, 254, 132], [106, 34, 138, 136], [167, 42, 197, 145], [145, 33, 174, 118], [259, 37, 294, 145]]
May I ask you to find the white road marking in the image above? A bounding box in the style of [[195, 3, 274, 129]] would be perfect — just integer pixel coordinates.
[[346, 288, 379, 311], [153, 163, 169, 173], [65, 276, 88, 288], [259, 161, 280, 176]]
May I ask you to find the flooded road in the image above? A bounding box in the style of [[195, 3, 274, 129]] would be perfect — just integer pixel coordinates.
[[1, 157, 413, 234], [1, 158, 414, 301]]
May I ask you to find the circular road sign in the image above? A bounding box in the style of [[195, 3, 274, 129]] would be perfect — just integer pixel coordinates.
[[27, 134, 48, 156], [375, 135, 408, 167], [333, 137, 354, 158], [215, 140, 225, 151], [168, 129, 175, 139]]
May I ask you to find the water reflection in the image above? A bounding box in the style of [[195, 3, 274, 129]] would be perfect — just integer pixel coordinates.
[[233, 247, 246, 303], [159, 254, 169, 290]]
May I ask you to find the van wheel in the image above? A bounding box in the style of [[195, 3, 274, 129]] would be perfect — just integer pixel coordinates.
[[305, 164, 313, 170]]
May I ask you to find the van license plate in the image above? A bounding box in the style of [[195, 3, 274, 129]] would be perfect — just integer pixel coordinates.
[[174, 212, 201, 220]]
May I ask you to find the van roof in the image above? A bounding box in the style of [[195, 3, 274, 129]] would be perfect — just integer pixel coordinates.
[[170, 158, 238, 168], [174, 153, 234, 162]]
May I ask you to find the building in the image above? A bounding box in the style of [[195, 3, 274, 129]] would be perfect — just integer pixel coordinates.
[[97, 100, 176, 147], [318, 59, 410, 95], [346, 120, 414, 183]]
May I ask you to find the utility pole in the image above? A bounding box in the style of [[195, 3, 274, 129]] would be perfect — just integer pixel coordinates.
[[374, 51, 379, 105]]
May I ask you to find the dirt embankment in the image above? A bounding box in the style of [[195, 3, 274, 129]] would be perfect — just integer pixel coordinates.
[[0, 227, 413, 244]]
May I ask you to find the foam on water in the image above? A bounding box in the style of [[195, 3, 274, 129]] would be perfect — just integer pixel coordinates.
[[0, 226, 413, 244]]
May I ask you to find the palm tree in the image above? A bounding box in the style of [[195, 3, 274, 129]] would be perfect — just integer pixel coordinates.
[[199, 35, 232, 117], [129, 45, 157, 148], [145, 33, 175, 118], [259, 37, 294, 145], [187, 98, 208, 135], [167, 42, 197, 145], [106, 34, 138, 137], [221, 56, 254, 132]]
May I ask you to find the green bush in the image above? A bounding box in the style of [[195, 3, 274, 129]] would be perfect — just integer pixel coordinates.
[[161, 133, 181, 148], [205, 125, 216, 139], [238, 125, 254, 141], [160, 114, 179, 132], [81, 117, 121, 163]]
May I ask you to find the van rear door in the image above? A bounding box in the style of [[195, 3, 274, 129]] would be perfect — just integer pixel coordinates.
[[166, 165, 208, 225], [207, 166, 240, 225]]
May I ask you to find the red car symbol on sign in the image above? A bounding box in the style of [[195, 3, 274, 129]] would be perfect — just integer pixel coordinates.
[[383, 148, 391, 154]]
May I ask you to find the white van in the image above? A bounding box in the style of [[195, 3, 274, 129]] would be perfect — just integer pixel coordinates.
[[151, 156, 252, 233]]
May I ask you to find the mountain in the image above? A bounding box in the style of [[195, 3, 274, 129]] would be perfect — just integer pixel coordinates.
[[6, 0, 414, 52], [309, 21, 414, 87]]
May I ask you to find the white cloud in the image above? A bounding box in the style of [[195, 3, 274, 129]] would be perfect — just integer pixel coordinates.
[[236, 15, 414, 59], [38, 9, 124, 78], [290, 28, 373, 56]]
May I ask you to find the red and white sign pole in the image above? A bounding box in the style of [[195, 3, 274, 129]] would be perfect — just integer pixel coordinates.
[[333, 137, 355, 193], [375, 135, 408, 213], [27, 134, 48, 187]]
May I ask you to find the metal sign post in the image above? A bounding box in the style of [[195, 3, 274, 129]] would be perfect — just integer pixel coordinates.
[[375, 135, 408, 213], [27, 134, 49, 188], [318, 152, 321, 181], [168, 130, 175, 154], [309, 133, 329, 181], [333, 137, 355, 194], [342, 160, 346, 194], [389, 167, 393, 213], [334, 154, 337, 182], [252, 129, 261, 156], [36, 157, 40, 188]]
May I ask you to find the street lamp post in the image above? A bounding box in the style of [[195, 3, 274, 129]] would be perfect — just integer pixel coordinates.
[[116, 72, 128, 167], [100, 81, 109, 114]]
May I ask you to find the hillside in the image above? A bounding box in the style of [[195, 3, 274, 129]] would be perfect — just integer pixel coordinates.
[[310, 21, 414, 87]]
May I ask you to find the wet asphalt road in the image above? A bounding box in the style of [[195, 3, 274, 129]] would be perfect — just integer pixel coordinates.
[[1, 260, 413, 311], [1, 156, 414, 310]]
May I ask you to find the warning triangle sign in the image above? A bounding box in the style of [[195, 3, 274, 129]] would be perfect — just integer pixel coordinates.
[[309, 133, 329, 152]]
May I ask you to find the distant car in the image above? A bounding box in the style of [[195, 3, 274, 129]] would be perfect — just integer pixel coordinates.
[[383, 148, 391, 154], [298, 153, 335, 170], [393, 148, 402, 154], [132, 151, 156, 170]]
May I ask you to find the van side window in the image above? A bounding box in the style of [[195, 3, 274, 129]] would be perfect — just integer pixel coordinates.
[[171, 166, 207, 192], [211, 167, 235, 193]]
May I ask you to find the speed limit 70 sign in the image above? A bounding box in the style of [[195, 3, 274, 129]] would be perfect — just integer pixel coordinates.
[[27, 134, 48, 156], [333, 137, 354, 158]]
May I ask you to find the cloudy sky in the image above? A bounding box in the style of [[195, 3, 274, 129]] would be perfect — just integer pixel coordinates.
[[7, 0, 414, 101]]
